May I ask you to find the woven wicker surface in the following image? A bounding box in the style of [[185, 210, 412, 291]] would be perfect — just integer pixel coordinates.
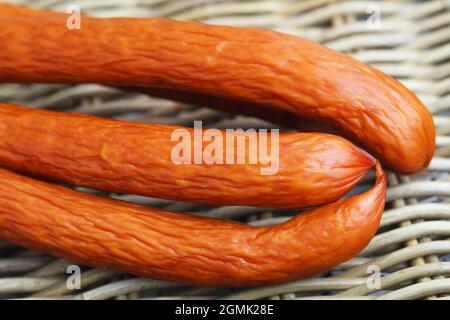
[[1, 0, 450, 300]]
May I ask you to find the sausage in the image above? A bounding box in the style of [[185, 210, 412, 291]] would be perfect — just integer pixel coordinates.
[[0, 162, 385, 286], [0, 4, 435, 173], [0, 4, 391, 286], [0, 103, 374, 208]]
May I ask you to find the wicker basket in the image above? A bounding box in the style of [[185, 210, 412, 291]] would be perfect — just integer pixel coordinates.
[[1, 0, 449, 300]]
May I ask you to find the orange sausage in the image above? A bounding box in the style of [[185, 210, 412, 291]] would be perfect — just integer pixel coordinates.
[[0, 103, 374, 208], [0, 163, 385, 287], [0, 4, 435, 174]]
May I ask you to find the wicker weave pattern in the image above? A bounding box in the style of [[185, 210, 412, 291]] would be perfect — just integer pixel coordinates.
[[0, 0, 449, 300]]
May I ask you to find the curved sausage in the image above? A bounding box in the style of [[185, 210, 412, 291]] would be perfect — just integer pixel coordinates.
[[0, 162, 385, 286], [0, 4, 435, 173]]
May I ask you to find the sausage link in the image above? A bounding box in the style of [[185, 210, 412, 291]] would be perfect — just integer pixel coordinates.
[[0, 4, 435, 173], [0, 163, 385, 287], [0, 103, 374, 208]]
